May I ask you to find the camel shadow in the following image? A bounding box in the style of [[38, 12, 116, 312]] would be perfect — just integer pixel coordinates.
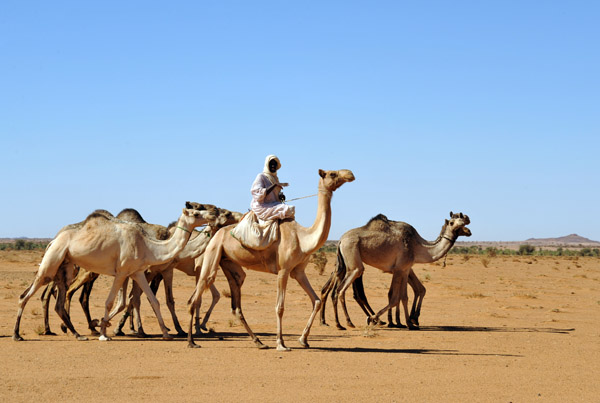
[[311, 346, 523, 357], [413, 325, 574, 334]]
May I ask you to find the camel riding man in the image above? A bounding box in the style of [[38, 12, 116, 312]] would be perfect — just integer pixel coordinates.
[[250, 155, 295, 221]]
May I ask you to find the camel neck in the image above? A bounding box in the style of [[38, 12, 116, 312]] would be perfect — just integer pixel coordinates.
[[299, 184, 333, 254], [414, 231, 456, 263], [177, 225, 214, 260], [149, 214, 194, 264]]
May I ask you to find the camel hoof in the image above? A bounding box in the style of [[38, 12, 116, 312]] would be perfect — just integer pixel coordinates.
[[60, 324, 68, 333], [162, 336, 174, 341], [319, 321, 329, 327], [113, 329, 125, 337], [298, 338, 309, 349], [76, 335, 88, 341], [346, 322, 356, 328], [133, 331, 148, 339], [99, 335, 111, 341], [254, 339, 269, 349], [188, 343, 201, 349], [13, 334, 24, 342], [42, 330, 57, 336], [176, 331, 187, 338], [408, 324, 420, 331], [276, 345, 291, 352], [335, 324, 347, 331], [90, 329, 101, 336]]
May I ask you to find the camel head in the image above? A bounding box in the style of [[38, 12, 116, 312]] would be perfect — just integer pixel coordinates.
[[183, 202, 219, 227], [444, 211, 471, 240], [214, 208, 243, 228], [318, 169, 355, 192]]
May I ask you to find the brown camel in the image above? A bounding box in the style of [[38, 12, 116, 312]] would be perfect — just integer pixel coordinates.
[[321, 212, 471, 330], [113, 208, 243, 337], [13, 202, 219, 341], [321, 212, 468, 329], [187, 169, 355, 350]]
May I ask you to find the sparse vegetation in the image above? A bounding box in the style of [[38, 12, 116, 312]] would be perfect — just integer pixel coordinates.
[[310, 251, 328, 275], [450, 245, 599, 257], [0, 240, 49, 251]]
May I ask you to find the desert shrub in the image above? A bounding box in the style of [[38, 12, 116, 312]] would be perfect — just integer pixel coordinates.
[[311, 251, 328, 275], [517, 244, 535, 256], [485, 247, 497, 257], [481, 257, 490, 268]]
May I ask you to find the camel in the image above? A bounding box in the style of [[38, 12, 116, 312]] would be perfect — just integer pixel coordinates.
[[113, 208, 243, 337], [13, 202, 219, 341], [187, 169, 355, 350], [321, 212, 468, 329], [321, 212, 471, 331], [35, 209, 114, 337], [40, 208, 172, 336]]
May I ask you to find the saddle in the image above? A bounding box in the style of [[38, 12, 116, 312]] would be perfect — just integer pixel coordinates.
[[230, 211, 279, 251]]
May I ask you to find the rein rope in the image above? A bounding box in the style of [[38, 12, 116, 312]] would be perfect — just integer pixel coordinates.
[[285, 193, 318, 202]]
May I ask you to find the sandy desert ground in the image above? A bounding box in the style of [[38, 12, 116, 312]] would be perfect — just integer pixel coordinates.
[[1, 249, 598, 402]]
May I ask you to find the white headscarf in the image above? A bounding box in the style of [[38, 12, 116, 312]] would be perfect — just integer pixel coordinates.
[[262, 155, 281, 185]]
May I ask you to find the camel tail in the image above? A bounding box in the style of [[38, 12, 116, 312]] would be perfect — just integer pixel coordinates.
[[320, 243, 346, 295], [330, 244, 348, 301]]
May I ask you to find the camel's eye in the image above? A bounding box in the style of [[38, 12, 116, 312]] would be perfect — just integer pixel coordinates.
[[450, 220, 455, 226], [330, 173, 337, 178]]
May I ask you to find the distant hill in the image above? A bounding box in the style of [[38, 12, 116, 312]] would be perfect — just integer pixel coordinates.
[[456, 233, 600, 250], [525, 234, 600, 245]]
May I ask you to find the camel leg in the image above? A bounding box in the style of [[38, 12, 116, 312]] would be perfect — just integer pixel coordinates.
[[61, 269, 96, 333], [114, 300, 134, 336], [79, 274, 100, 335], [198, 283, 220, 333], [128, 280, 148, 337], [187, 236, 224, 348], [41, 283, 57, 335], [291, 264, 321, 349], [222, 260, 267, 349], [385, 285, 405, 328], [53, 263, 87, 341], [275, 270, 291, 351], [14, 240, 68, 341], [130, 271, 172, 340], [408, 269, 425, 327], [99, 274, 129, 341], [161, 269, 186, 336], [333, 268, 364, 330], [372, 271, 405, 325], [319, 271, 336, 326]]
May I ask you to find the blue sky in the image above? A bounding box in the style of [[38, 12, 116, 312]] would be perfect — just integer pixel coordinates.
[[1, 1, 598, 242]]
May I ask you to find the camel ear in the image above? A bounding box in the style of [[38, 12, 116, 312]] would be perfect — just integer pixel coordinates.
[[183, 208, 190, 216], [319, 169, 326, 178], [449, 211, 453, 218], [185, 201, 193, 209], [445, 219, 449, 225]]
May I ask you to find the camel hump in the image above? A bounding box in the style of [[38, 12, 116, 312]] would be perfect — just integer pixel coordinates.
[[116, 208, 147, 223], [365, 214, 392, 231], [85, 209, 114, 221]]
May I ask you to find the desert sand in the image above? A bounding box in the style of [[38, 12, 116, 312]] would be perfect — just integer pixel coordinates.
[[1, 249, 598, 402]]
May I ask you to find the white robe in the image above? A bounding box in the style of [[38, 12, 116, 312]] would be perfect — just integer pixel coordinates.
[[250, 172, 295, 221]]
